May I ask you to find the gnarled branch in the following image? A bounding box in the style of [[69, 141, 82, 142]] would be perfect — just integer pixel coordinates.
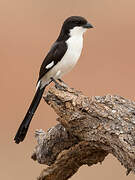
[[31, 84, 135, 180]]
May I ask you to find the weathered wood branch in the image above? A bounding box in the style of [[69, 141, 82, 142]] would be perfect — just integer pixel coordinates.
[[32, 83, 135, 180]]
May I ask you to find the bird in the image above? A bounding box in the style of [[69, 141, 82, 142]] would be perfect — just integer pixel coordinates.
[[14, 16, 93, 144]]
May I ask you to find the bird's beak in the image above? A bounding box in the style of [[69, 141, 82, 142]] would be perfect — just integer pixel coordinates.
[[83, 22, 93, 29]]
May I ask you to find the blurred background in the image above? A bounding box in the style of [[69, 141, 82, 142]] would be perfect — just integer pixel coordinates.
[[0, 0, 135, 179]]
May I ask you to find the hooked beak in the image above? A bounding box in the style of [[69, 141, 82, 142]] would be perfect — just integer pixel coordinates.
[[83, 22, 94, 29]]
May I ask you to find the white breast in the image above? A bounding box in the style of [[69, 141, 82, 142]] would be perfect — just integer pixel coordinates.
[[57, 35, 83, 76]]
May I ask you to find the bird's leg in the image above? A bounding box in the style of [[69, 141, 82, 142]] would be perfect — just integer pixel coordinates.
[[50, 77, 66, 90], [58, 78, 68, 88], [58, 78, 64, 83], [58, 78, 67, 86], [50, 77, 60, 86]]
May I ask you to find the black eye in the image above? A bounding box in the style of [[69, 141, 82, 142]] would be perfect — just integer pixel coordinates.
[[75, 21, 81, 25]]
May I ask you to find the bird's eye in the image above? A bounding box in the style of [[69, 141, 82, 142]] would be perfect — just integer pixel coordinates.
[[75, 21, 81, 25]]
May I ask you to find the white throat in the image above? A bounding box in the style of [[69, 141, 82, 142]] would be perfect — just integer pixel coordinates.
[[69, 26, 87, 37]]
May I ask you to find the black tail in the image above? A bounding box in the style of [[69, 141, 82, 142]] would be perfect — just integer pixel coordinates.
[[14, 86, 45, 144]]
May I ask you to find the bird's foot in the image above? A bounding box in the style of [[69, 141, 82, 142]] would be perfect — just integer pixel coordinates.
[[58, 78, 65, 83], [51, 77, 67, 90], [58, 78, 68, 87]]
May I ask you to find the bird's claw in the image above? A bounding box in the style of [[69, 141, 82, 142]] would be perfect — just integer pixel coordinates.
[[51, 77, 67, 90]]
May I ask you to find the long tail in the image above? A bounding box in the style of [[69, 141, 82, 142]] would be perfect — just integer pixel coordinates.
[[14, 85, 45, 144]]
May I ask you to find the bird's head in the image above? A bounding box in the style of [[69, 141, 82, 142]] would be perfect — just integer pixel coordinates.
[[62, 16, 93, 37]]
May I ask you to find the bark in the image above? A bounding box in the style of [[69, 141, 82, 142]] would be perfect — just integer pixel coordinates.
[[31, 83, 135, 180]]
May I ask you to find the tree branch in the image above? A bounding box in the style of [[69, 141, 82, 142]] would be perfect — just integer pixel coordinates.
[[32, 84, 135, 179]]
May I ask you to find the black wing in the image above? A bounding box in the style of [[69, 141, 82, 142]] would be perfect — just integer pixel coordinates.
[[38, 41, 67, 82]]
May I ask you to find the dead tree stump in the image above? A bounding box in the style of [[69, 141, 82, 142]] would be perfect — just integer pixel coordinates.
[[31, 83, 135, 180]]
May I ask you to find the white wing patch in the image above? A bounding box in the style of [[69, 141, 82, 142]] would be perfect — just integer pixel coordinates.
[[46, 61, 54, 69], [36, 80, 40, 90]]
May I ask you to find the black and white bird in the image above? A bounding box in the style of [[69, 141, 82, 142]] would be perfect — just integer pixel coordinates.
[[14, 16, 93, 144]]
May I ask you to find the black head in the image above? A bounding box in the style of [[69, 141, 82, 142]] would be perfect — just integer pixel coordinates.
[[57, 16, 93, 41], [63, 16, 93, 30]]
